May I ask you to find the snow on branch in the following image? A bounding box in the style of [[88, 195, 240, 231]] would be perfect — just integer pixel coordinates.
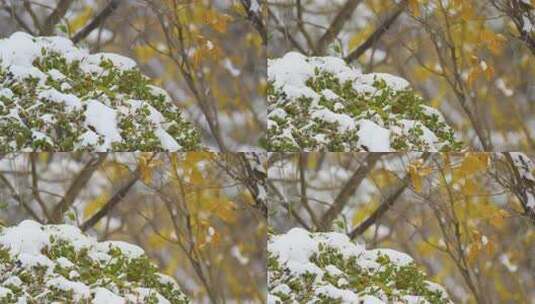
[[268, 228, 452, 304], [267, 52, 462, 151], [0, 220, 190, 303], [0, 32, 201, 151]]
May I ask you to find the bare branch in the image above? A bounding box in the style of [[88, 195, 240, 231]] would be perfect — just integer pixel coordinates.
[[348, 174, 409, 239], [0, 174, 42, 223], [72, 0, 122, 44], [29, 154, 51, 221], [502, 153, 535, 223], [348, 152, 430, 239], [318, 153, 384, 231], [2, 6, 35, 35], [50, 154, 107, 223], [240, 0, 267, 46], [267, 6, 308, 54], [315, 0, 363, 55], [345, 0, 407, 63], [299, 153, 321, 229], [80, 169, 139, 232], [41, 0, 73, 35]]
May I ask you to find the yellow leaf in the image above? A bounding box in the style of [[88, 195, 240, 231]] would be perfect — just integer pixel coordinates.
[[467, 67, 480, 88], [409, 161, 433, 192], [138, 154, 162, 184], [459, 153, 489, 174], [462, 178, 478, 195], [467, 243, 481, 265], [213, 200, 237, 223], [490, 209, 508, 229], [348, 26, 375, 51], [481, 30, 506, 55], [133, 45, 156, 64], [408, 0, 420, 17], [409, 164, 422, 192], [459, 3, 475, 21], [352, 200, 379, 226], [69, 7, 93, 33], [84, 193, 110, 218], [147, 233, 167, 250], [485, 65, 495, 80]]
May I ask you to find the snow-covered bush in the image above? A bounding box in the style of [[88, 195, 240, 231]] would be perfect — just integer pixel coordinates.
[[0, 32, 201, 151], [0, 220, 190, 303], [268, 228, 452, 304], [267, 52, 461, 151]]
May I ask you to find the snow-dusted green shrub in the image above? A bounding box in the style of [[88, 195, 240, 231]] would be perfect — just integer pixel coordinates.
[[267, 52, 461, 152], [0, 220, 190, 303], [0, 32, 201, 151], [268, 228, 452, 304]]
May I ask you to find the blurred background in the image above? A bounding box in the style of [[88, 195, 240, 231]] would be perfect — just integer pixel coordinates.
[[267, 0, 535, 151], [0, 0, 266, 151], [0, 152, 267, 303], [268, 152, 535, 303]]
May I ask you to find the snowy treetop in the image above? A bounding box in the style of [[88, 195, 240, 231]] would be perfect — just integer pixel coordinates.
[[0, 220, 189, 303], [268, 228, 452, 304], [0, 32, 201, 151], [267, 52, 461, 151]]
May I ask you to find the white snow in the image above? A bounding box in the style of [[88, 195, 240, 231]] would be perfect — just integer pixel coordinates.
[[499, 254, 518, 272], [46, 277, 91, 301], [85, 100, 122, 149], [92, 288, 126, 304], [495, 78, 514, 97], [231, 246, 250, 265], [357, 120, 392, 151], [269, 228, 319, 263], [364, 248, 414, 266], [311, 108, 356, 132], [38, 89, 83, 110], [0, 287, 12, 298], [84, 52, 137, 71], [522, 15, 534, 33], [223, 58, 241, 77], [96, 240, 145, 258], [315, 284, 360, 302]]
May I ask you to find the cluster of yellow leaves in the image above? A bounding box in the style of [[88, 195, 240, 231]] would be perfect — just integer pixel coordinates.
[[466, 229, 495, 265], [170, 152, 216, 185], [68, 6, 93, 33], [467, 58, 495, 88], [479, 29, 507, 55], [407, 0, 423, 17], [190, 37, 223, 68], [133, 45, 158, 64], [352, 199, 379, 227], [168, 153, 239, 251], [139, 153, 164, 184], [83, 193, 109, 219], [450, 153, 489, 182], [198, 8, 232, 34], [409, 159, 433, 193]]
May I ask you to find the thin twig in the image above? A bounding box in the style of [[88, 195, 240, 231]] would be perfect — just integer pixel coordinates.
[[72, 0, 121, 43]]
